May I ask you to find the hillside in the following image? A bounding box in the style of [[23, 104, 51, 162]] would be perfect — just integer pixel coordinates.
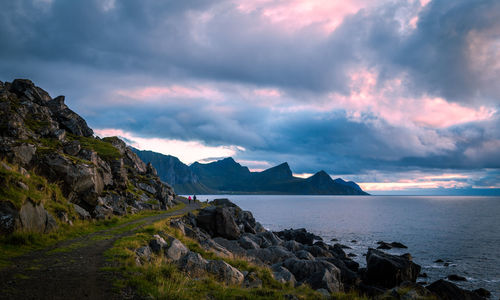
[[135, 148, 368, 195], [0, 79, 177, 234], [132, 148, 215, 194]]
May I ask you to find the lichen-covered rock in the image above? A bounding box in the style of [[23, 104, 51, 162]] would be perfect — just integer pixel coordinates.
[[363, 249, 421, 288], [0, 200, 57, 234], [271, 265, 296, 286], [165, 238, 189, 261], [178, 252, 208, 277]]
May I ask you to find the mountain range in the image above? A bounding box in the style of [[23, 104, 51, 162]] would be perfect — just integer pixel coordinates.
[[133, 150, 368, 195]]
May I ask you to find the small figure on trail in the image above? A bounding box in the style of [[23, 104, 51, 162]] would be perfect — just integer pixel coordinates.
[[193, 195, 197, 202], [188, 196, 191, 204]]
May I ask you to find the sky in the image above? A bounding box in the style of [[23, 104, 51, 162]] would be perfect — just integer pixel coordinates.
[[1, 0, 499, 195]]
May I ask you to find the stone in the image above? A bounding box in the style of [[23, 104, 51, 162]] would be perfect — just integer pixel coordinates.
[[63, 140, 81, 156], [73, 204, 91, 220], [149, 234, 168, 253], [238, 235, 260, 250], [390, 241, 408, 249], [304, 268, 342, 293], [136, 246, 152, 263], [282, 258, 342, 292], [242, 272, 263, 288], [93, 204, 113, 220], [295, 250, 315, 260], [138, 182, 156, 194], [473, 288, 491, 298], [247, 246, 296, 265], [215, 206, 241, 240], [275, 228, 321, 245], [363, 248, 421, 288], [200, 238, 233, 259], [427, 279, 483, 300], [165, 238, 189, 261], [17, 181, 29, 190], [255, 231, 282, 247], [272, 265, 297, 286], [146, 162, 158, 176], [283, 240, 304, 252], [178, 252, 208, 277], [447, 274, 467, 281], [170, 218, 186, 235], [206, 260, 244, 285]]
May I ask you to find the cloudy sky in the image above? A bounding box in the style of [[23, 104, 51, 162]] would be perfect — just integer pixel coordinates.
[[1, 0, 499, 194]]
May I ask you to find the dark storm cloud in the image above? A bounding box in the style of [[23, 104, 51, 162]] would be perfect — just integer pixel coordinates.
[[0, 0, 499, 187]]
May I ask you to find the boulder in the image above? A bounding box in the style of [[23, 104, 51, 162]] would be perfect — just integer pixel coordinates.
[[272, 265, 297, 286], [46, 95, 93, 137], [178, 252, 208, 277], [165, 238, 189, 261], [149, 234, 168, 253], [215, 206, 240, 240], [447, 274, 467, 281], [282, 258, 342, 292], [427, 279, 483, 300], [93, 204, 113, 220], [73, 204, 91, 220], [242, 272, 263, 288], [0, 199, 57, 234], [212, 237, 247, 257], [247, 246, 296, 265], [200, 238, 233, 259], [255, 231, 282, 247], [206, 260, 244, 285], [364, 249, 421, 288], [283, 240, 304, 252], [295, 250, 315, 260], [135, 246, 152, 264], [63, 141, 81, 156], [304, 268, 342, 293], [275, 228, 321, 245], [238, 235, 260, 250], [473, 288, 491, 298], [170, 218, 186, 235]]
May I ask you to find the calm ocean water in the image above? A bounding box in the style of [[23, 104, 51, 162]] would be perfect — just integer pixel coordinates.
[[196, 195, 500, 297]]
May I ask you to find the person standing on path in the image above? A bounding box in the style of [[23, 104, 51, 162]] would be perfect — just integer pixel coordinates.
[[188, 196, 191, 204], [193, 195, 197, 202]]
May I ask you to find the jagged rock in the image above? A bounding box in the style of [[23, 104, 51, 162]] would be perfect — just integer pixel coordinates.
[[146, 162, 157, 176], [275, 228, 321, 245], [283, 240, 304, 252], [247, 246, 296, 265], [200, 238, 233, 259], [184, 225, 211, 242], [170, 218, 186, 235], [255, 231, 282, 247], [206, 260, 244, 285], [138, 182, 156, 194], [282, 258, 342, 292], [211, 198, 238, 208], [212, 237, 248, 257], [149, 234, 168, 253], [272, 265, 297, 286], [196, 206, 241, 240], [427, 279, 483, 300], [73, 204, 91, 220], [12, 144, 36, 166], [242, 272, 263, 288], [165, 238, 189, 261], [330, 243, 348, 259], [304, 245, 333, 258], [295, 250, 315, 260], [93, 204, 113, 220], [178, 252, 208, 277], [238, 235, 260, 250], [363, 249, 421, 288], [304, 268, 341, 293], [319, 257, 359, 288], [46, 95, 93, 137]]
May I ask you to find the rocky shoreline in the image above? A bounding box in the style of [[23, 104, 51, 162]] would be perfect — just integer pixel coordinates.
[[134, 198, 491, 299]]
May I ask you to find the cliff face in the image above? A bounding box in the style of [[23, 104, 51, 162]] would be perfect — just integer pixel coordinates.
[[0, 79, 176, 234]]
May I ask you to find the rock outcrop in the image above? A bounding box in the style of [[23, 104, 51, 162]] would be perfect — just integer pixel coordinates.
[[0, 79, 177, 234]]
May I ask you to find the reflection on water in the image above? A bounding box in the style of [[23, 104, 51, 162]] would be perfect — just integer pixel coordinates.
[[197, 195, 500, 297]]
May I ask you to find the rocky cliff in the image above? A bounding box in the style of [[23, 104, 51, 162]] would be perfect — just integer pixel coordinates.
[[0, 79, 176, 234]]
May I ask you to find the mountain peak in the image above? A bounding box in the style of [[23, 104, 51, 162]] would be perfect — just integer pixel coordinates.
[[259, 162, 293, 180]]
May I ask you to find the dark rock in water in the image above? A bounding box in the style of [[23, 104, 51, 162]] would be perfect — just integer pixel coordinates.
[[444, 262, 450, 267], [351, 240, 357, 243], [330, 244, 348, 259], [390, 242, 408, 249], [330, 238, 338, 242], [275, 228, 321, 245], [418, 272, 428, 278], [363, 248, 421, 288], [427, 279, 483, 300], [447, 274, 467, 282], [434, 259, 444, 263], [377, 242, 392, 250], [473, 288, 491, 298], [347, 253, 357, 258], [338, 244, 352, 249]]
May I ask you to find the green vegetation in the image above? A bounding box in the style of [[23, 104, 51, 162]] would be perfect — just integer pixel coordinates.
[[68, 134, 121, 162], [105, 216, 369, 300]]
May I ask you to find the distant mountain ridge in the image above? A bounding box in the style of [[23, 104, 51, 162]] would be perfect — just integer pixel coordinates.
[[134, 150, 368, 195]]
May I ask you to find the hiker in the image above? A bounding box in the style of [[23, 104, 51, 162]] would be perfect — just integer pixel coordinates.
[[188, 196, 191, 204], [193, 195, 197, 202]]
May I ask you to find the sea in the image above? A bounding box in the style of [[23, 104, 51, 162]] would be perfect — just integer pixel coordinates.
[[195, 195, 500, 297]]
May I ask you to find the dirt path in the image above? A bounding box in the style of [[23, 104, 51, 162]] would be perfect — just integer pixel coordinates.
[[0, 199, 200, 300]]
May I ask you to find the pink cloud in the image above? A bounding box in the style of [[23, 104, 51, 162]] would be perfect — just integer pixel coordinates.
[[235, 0, 380, 34], [254, 88, 282, 97], [116, 85, 222, 101]]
